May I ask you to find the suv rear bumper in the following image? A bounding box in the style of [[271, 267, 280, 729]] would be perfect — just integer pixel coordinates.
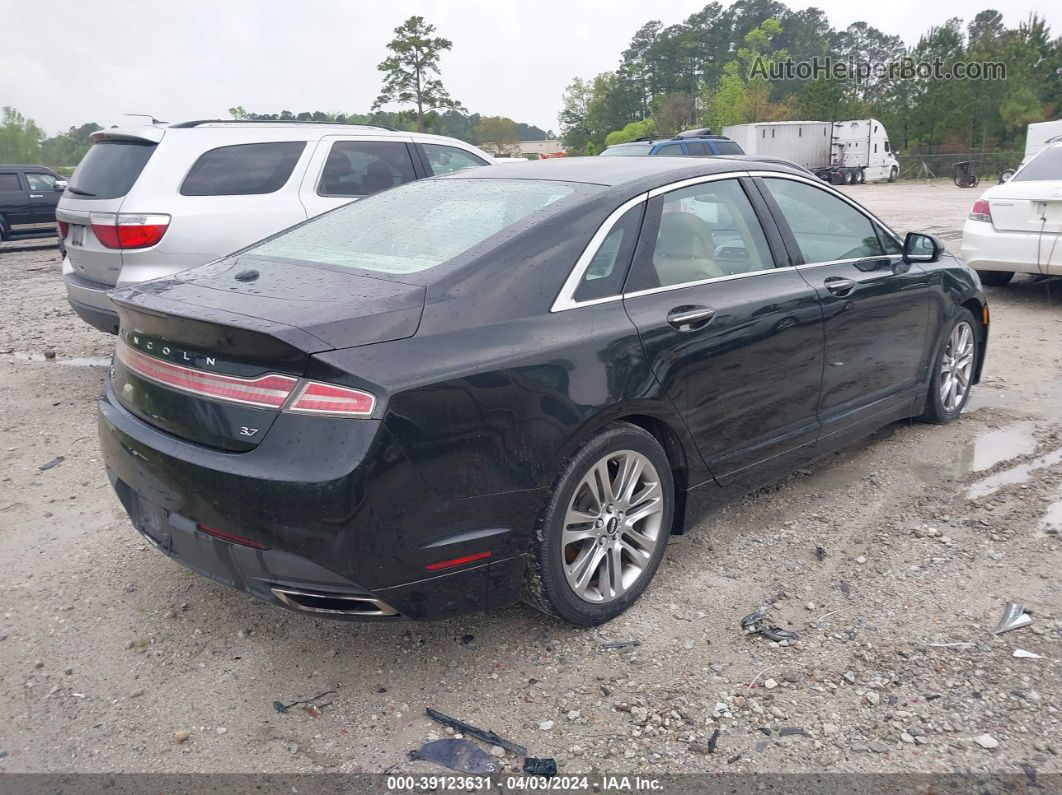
[[63, 260, 119, 334]]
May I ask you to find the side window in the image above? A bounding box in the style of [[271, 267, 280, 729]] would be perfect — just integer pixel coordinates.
[[0, 173, 22, 192], [711, 140, 743, 155], [423, 144, 488, 175], [685, 142, 710, 157], [573, 204, 643, 302], [628, 179, 773, 291], [762, 178, 885, 262], [655, 144, 684, 157], [877, 224, 902, 255], [884, 141, 891, 152], [25, 173, 58, 191], [318, 141, 417, 197], [181, 142, 305, 196]]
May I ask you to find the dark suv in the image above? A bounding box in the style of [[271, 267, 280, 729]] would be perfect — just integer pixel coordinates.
[[599, 129, 744, 158], [0, 165, 66, 243]]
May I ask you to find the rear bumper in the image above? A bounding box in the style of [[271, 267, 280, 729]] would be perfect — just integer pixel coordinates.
[[960, 220, 1062, 275], [98, 379, 538, 621], [63, 260, 119, 334]]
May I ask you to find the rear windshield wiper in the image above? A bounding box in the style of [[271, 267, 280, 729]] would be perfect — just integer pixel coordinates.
[[65, 186, 96, 197]]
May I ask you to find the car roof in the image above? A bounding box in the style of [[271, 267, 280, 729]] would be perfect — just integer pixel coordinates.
[[0, 164, 57, 170], [451, 156, 802, 189]]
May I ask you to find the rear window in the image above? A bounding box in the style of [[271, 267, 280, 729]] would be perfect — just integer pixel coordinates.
[[252, 178, 588, 275], [181, 141, 306, 196], [67, 140, 156, 199], [1014, 147, 1062, 181], [0, 173, 21, 192], [712, 140, 743, 155], [600, 143, 652, 157]]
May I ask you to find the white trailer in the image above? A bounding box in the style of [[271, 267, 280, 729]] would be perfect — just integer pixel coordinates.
[[1022, 120, 1062, 164], [722, 118, 899, 184]]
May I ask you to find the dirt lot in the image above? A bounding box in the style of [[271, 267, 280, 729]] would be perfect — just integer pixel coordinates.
[[0, 181, 1060, 777]]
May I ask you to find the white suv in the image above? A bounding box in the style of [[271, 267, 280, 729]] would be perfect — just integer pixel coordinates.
[[58, 121, 496, 333]]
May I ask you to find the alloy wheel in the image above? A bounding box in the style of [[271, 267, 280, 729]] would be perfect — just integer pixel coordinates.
[[561, 450, 665, 604], [940, 320, 975, 413]]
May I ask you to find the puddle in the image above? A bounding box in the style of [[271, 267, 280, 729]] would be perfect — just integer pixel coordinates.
[[1040, 486, 1062, 536], [2, 351, 111, 368], [967, 446, 1062, 499], [963, 422, 1038, 473]]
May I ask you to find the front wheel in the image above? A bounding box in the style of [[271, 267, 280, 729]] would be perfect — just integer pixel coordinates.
[[523, 423, 674, 626], [888, 166, 898, 183], [920, 310, 979, 424], [977, 270, 1014, 287]]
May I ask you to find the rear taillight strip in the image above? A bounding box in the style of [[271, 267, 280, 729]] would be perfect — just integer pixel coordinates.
[[116, 341, 297, 409]]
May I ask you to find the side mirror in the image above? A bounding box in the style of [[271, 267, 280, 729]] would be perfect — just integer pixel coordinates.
[[54, 180, 68, 192], [903, 232, 943, 264]]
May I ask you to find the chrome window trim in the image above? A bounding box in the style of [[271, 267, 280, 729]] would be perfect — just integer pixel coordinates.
[[747, 170, 905, 250], [550, 192, 648, 312], [550, 168, 904, 313]]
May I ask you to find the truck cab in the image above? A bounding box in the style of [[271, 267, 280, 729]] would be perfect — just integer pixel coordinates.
[[0, 165, 67, 242], [831, 118, 899, 184]]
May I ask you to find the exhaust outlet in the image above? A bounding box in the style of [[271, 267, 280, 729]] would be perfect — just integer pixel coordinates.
[[271, 586, 399, 617]]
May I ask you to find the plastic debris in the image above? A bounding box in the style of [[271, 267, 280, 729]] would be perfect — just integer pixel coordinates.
[[38, 456, 64, 471], [815, 546, 828, 562], [707, 728, 720, 753], [740, 607, 799, 643], [1013, 649, 1042, 659], [759, 626, 800, 642], [272, 689, 335, 715], [425, 708, 527, 756], [778, 727, 806, 737], [411, 738, 498, 775], [740, 607, 768, 630], [993, 602, 1033, 634], [727, 753, 742, 764], [600, 640, 640, 651], [523, 757, 557, 777]]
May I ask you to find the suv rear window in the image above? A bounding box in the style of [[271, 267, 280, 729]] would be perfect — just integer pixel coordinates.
[[712, 140, 743, 155], [1014, 146, 1062, 181], [68, 140, 156, 199], [180, 142, 306, 196]]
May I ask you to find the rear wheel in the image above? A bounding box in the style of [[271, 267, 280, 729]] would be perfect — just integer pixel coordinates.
[[0, 215, 8, 242], [920, 309, 979, 424], [854, 168, 866, 184], [523, 423, 674, 626], [977, 270, 1014, 287], [842, 169, 854, 185]]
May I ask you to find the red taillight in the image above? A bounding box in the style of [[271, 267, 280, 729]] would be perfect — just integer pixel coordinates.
[[90, 212, 170, 249], [287, 382, 376, 416], [425, 551, 493, 571], [969, 200, 992, 222], [57, 221, 69, 239], [196, 523, 269, 550], [116, 341, 298, 408]]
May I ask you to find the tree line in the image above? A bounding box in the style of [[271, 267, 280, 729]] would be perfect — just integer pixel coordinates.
[[559, 0, 1062, 156]]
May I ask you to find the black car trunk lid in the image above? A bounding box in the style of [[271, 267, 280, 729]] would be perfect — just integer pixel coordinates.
[[108, 258, 425, 451]]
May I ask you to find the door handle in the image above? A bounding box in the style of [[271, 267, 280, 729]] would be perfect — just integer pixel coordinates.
[[666, 306, 716, 330], [824, 277, 856, 296], [29, 193, 43, 198]]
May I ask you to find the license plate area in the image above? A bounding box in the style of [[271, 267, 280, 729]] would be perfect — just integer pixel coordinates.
[[129, 493, 172, 553], [70, 224, 85, 246]]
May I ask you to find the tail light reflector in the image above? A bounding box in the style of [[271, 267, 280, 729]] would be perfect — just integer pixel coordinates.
[[969, 200, 992, 222], [90, 212, 170, 249], [425, 551, 493, 571], [287, 382, 376, 416], [57, 220, 69, 239], [196, 523, 269, 549], [116, 341, 297, 408]]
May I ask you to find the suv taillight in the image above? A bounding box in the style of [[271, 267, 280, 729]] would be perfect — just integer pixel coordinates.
[[57, 221, 69, 239], [90, 212, 170, 249], [969, 200, 992, 222]]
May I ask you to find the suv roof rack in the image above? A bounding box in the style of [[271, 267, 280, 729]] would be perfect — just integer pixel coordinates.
[[673, 128, 729, 140], [170, 119, 395, 131]]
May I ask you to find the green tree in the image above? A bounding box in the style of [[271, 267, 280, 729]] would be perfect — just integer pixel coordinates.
[[652, 93, 694, 135], [604, 118, 656, 146], [373, 16, 461, 132], [559, 77, 594, 153], [0, 107, 44, 163], [40, 122, 102, 168], [475, 116, 519, 155]]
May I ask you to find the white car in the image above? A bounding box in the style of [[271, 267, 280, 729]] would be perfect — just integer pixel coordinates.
[[58, 121, 496, 333], [961, 142, 1062, 285]]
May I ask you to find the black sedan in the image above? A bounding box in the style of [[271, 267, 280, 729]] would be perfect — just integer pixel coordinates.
[[99, 157, 988, 626]]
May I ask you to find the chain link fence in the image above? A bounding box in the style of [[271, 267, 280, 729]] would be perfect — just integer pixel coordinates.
[[896, 151, 1023, 183]]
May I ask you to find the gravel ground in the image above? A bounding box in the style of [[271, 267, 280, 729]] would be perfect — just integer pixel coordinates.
[[0, 181, 1060, 776]]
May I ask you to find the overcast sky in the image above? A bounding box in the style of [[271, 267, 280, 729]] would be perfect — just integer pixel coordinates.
[[4, 0, 1059, 135]]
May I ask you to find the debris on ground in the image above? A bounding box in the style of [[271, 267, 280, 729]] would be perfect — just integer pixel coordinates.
[[38, 456, 64, 471], [993, 602, 1033, 634], [1012, 648, 1042, 659], [425, 708, 527, 756], [815, 546, 828, 562], [707, 728, 720, 753], [740, 607, 799, 643], [740, 607, 768, 630], [974, 733, 999, 750], [410, 738, 498, 774], [174, 730, 191, 744], [599, 640, 640, 651], [272, 689, 335, 715], [522, 757, 557, 777]]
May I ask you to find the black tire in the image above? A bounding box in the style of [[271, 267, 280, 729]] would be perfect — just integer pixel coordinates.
[[999, 169, 1016, 183], [855, 168, 865, 184], [976, 270, 1014, 287], [842, 169, 854, 185], [0, 215, 8, 242], [888, 166, 898, 183], [919, 308, 979, 424], [523, 423, 675, 626]]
